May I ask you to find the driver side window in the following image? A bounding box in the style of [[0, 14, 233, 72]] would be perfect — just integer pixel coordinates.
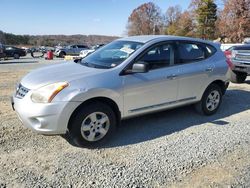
[[138, 43, 175, 70]]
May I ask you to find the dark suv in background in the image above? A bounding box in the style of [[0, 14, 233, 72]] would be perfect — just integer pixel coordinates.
[[4, 46, 26, 59]]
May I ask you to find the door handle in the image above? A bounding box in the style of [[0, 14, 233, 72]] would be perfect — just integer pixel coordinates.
[[166, 74, 178, 80], [205, 67, 213, 72]]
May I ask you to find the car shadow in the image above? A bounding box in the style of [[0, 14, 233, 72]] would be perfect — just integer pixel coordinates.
[[0, 61, 38, 64], [101, 89, 250, 148], [63, 89, 250, 148]]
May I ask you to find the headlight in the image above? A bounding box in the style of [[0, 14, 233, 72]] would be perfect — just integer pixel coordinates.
[[31, 82, 69, 103]]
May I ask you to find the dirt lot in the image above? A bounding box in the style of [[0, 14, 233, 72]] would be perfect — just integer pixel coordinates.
[[0, 57, 250, 187]]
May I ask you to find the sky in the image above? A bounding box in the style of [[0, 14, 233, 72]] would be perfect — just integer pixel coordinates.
[[0, 0, 223, 37]]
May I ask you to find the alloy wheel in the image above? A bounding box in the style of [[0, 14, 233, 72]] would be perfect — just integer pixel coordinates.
[[80, 112, 110, 142]]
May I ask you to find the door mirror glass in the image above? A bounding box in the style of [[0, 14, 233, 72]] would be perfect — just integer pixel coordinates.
[[131, 62, 149, 73]]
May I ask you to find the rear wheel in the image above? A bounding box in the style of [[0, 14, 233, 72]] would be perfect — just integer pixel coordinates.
[[195, 84, 222, 115], [230, 70, 247, 83], [68, 102, 116, 148], [13, 53, 20, 59]]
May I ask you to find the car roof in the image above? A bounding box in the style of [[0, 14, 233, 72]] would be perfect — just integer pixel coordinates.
[[118, 35, 216, 45]]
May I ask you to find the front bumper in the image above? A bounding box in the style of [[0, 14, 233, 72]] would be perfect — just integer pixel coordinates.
[[11, 94, 81, 135]]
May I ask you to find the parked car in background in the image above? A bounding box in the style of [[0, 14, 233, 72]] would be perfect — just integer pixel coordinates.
[[55, 44, 89, 58], [243, 38, 250, 44], [12, 35, 229, 147], [224, 44, 250, 83], [4, 46, 26, 59], [79, 44, 105, 58], [26, 47, 39, 54], [39, 46, 55, 53], [0, 42, 5, 59], [220, 43, 243, 51]]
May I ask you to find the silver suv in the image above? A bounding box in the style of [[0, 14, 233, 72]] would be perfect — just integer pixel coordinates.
[[55, 44, 89, 58], [12, 36, 229, 147]]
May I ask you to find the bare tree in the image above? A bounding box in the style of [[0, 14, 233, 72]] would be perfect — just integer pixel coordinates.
[[127, 2, 163, 36], [164, 5, 182, 35], [175, 11, 196, 37], [217, 0, 250, 42], [165, 5, 182, 26]]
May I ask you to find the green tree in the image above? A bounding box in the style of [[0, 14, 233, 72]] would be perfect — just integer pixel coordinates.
[[195, 0, 217, 39]]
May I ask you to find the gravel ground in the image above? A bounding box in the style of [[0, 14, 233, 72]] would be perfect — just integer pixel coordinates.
[[0, 57, 250, 187]]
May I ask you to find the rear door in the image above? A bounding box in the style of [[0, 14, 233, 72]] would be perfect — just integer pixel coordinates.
[[175, 41, 215, 101]]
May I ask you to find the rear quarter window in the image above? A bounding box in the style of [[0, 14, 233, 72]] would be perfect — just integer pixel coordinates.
[[176, 42, 217, 65], [176, 42, 205, 64], [205, 44, 217, 57]]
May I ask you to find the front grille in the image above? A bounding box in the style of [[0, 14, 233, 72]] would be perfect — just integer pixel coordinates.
[[16, 84, 30, 99]]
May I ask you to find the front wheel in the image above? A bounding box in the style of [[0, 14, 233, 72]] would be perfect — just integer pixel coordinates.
[[195, 84, 222, 115], [13, 53, 20, 59], [68, 102, 116, 148]]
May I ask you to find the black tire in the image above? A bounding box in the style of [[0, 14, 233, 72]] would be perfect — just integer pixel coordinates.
[[13, 53, 20, 59], [67, 101, 117, 148], [195, 84, 222, 115], [230, 70, 247, 83], [59, 51, 66, 58]]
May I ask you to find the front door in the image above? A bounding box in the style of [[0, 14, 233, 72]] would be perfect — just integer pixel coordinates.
[[123, 42, 179, 116]]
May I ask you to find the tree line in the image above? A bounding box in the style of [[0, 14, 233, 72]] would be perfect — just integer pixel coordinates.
[[0, 30, 118, 47], [127, 0, 250, 42]]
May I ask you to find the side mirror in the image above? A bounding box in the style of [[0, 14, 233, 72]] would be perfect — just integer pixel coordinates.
[[131, 62, 149, 73]]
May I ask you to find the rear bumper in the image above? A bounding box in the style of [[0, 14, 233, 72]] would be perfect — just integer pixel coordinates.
[[232, 61, 250, 74]]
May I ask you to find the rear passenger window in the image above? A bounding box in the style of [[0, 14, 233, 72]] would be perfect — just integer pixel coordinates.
[[139, 43, 174, 70], [176, 43, 205, 64]]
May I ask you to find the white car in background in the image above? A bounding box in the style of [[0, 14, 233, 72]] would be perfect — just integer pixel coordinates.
[[80, 44, 105, 58]]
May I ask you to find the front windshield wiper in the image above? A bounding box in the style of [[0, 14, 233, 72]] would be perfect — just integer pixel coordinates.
[[81, 61, 110, 69]]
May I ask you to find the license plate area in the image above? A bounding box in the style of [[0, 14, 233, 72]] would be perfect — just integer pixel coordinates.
[[234, 66, 248, 72]]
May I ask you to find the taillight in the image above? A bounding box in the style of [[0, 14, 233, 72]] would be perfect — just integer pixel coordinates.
[[224, 50, 234, 69], [224, 50, 232, 59], [226, 58, 234, 69]]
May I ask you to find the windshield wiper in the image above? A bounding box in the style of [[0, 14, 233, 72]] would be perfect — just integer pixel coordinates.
[[81, 61, 110, 69]]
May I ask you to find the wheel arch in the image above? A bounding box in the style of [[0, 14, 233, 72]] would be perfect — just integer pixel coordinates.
[[198, 79, 228, 101], [208, 80, 228, 95], [67, 97, 121, 131], [59, 51, 66, 56]]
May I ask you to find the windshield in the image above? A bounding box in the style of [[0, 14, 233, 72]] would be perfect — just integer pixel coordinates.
[[80, 40, 143, 69]]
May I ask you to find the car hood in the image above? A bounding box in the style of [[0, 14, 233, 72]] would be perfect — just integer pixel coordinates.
[[21, 62, 103, 89]]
